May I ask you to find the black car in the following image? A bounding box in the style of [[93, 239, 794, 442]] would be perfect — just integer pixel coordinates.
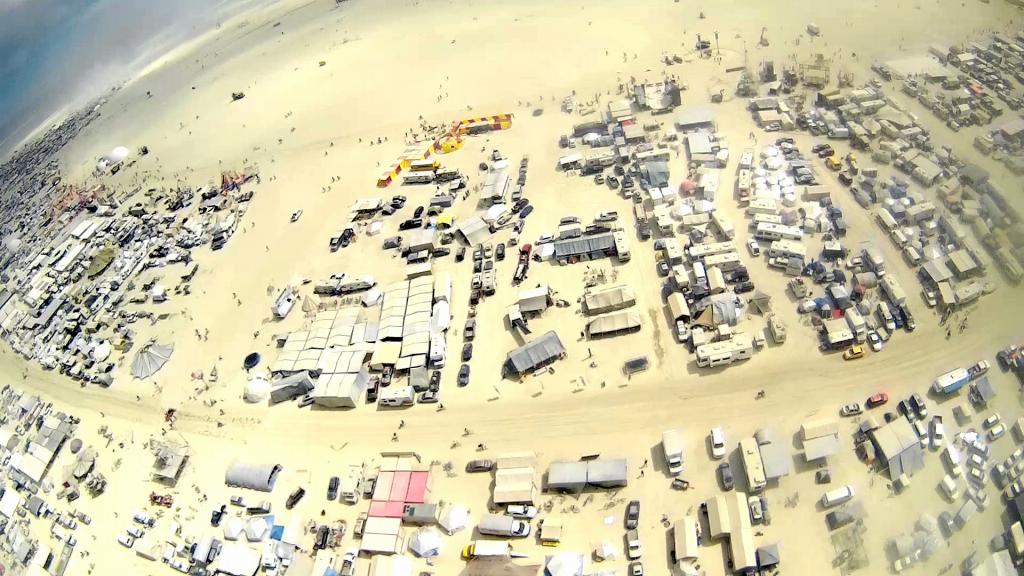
[[718, 462, 734, 491], [496, 243, 505, 260], [776, 137, 795, 145], [383, 236, 402, 250], [462, 343, 473, 362], [413, 206, 425, 218], [512, 199, 529, 213], [429, 370, 442, 391], [483, 260, 494, 271], [474, 244, 484, 261], [366, 380, 379, 403], [458, 364, 470, 386], [897, 399, 912, 420], [328, 477, 339, 500], [381, 366, 393, 387], [520, 205, 534, 218], [399, 218, 422, 231], [390, 195, 407, 208], [734, 281, 755, 294], [314, 525, 330, 550], [456, 246, 466, 262], [329, 235, 343, 252], [464, 318, 476, 341], [340, 228, 355, 247], [432, 247, 451, 258], [286, 487, 306, 510], [211, 505, 227, 526]]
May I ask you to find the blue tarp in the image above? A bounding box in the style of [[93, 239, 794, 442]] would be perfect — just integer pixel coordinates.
[[271, 525, 284, 540]]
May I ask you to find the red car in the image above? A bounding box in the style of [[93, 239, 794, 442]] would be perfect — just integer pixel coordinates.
[[865, 393, 889, 408]]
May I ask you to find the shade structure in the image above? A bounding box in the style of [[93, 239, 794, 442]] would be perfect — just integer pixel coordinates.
[[91, 340, 112, 362], [440, 505, 469, 534], [131, 342, 174, 378], [545, 553, 583, 576], [594, 542, 616, 561], [408, 528, 443, 557]]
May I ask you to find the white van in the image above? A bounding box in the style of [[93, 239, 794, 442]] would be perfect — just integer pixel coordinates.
[[876, 302, 895, 332], [940, 475, 960, 502], [821, 485, 855, 508], [944, 444, 963, 477], [379, 386, 414, 408], [902, 246, 921, 266], [118, 534, 136, 548], [478, 514, 531, 537]]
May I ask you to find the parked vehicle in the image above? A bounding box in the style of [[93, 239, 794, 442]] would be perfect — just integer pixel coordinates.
[[709, 427, 726, 460], [458, 364, 470, 386], [625, 500, 640, 529], [286, 487, 306, 509], [865, 393, 888, 408], [840, 403, 862, 417], [821, 485, 855, 508], [718, 462, 734, 490], [328, 477, 339, 501], [466, 459, 494, 473]]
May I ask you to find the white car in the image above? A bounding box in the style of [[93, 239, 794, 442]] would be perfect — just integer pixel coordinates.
[[968, 466, 986, 484], [930, 416, 945, 449], [507, 505, 539, 519], [867, 331, 883, 352], [922, 290, 937, 307], [170, 559, 191, 573], [626, 529, 643, 560], [912, 420, 928, 448], [595, 211, 619, 222], [984, 413, 1002, 429], [709, 427, 727, 459], [747, 239, 761, 256], [537, 234, 554, 244], [840, 403, 863, 417], [117, 534, 135, 548], [989, 423, 1007, 441]]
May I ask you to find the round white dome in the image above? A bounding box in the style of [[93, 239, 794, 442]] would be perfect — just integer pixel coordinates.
[[243, 376, 270, 403]]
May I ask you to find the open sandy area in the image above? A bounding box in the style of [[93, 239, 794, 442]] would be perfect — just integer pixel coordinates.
[[3, 0, 1024, 574]]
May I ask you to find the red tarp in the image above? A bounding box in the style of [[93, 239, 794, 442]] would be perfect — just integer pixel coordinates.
[[406, 471, 429, 503], [389, 471, 411, 501]]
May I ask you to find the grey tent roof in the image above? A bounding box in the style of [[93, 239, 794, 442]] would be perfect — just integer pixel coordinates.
[[457, 216, 492, 246], [757, 543, 780, 567], [131, 342, 174, 378], [759, 442, 793, 480], [749, 291, 772, 314], [505, 331, 566, 375], [552, 233, 615, 259], [546, 461, 588, 491], [225, 462, 282, 492], [973, 376, 996, 403]]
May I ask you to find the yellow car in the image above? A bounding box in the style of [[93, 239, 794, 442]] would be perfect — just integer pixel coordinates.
[[825, 156, 842, 171], [843, 345, 866, 360]]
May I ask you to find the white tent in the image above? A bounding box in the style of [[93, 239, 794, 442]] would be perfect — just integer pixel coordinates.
[[222, 516, 244, 540], [440, 505, 469, 535], [130, 342, 174, 378], [408, 528, 444, 557], [545, 553, 584, 576], [244, 376, 270, 403], [594, 542, 617, 561], [90, 340, 112, 362]]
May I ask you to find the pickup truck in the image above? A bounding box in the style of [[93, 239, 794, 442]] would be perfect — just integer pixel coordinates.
[[968, 360, 990, 379]]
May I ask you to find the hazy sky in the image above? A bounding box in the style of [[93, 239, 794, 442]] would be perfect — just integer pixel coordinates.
[[0, 0, 258, 159]]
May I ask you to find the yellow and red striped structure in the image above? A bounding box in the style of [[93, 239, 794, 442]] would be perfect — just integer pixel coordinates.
[[376, 113, 513, 187]]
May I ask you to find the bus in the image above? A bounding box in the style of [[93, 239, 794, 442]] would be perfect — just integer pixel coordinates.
[[711, 212, 735, 240], [739, 437, 767, 493], [402, 171, 435, 184], [754, 222, 803, 241], [409, 158, 441, 172], [875, 208, 898, 232], [768, 239, 806, 259], [687, 241, 735, 260], [751, 213, 782, 227]]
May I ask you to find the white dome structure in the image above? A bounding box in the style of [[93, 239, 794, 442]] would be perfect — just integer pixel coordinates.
[[96, 146, 130, 172], [243, 376, 270, 403]]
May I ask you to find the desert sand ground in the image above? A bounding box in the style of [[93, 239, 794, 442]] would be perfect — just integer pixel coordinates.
[[4, 0, 1024, 574]]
